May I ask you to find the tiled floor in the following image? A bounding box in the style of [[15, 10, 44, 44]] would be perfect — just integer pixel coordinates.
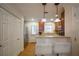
[[19, 42, 36, 56]]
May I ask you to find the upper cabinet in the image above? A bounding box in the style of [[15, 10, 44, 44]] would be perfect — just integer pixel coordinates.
[[55, 7, 65, 36]]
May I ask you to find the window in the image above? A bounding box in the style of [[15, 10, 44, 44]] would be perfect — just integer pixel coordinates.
[[31, 22, 38, 34], [31, 22, 55, 35], [44, 22, 55, 33]]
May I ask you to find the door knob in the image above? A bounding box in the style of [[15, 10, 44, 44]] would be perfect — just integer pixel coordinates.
[[0, 45, 2, 47], [74, 37, 76, 41]]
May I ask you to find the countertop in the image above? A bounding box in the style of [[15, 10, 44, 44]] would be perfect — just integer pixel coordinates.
[[35, 35, 70, 38]]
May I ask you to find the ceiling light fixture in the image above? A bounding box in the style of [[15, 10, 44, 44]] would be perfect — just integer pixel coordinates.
[[41, 3, 48, 22], [54, 3, 61, 22], [50, 18, 54, 21]]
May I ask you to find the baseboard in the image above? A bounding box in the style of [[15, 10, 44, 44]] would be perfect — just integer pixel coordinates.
[[18, 51, 23, 56], [18, 48, 24, 56]]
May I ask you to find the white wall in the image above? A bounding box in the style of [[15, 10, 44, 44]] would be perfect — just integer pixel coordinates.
[[64, 4, 79, 55], [24, 21, 29, 42], [64, 5, 73, 37], [26, 22, 37, 42]]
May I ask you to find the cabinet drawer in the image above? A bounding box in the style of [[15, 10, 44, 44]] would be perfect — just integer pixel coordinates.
[[36, 46, 53, 55], [36, 39, 53, 46]]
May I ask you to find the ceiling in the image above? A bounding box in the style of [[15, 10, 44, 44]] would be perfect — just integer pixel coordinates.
[[0, 3, 64, 21]]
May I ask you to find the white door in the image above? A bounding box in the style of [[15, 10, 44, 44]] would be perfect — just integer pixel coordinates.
[[16, 19, 24, 55], [72, 6, 79, 56], [2, 10, 11, 56], [0, 8, 10, 55], [0, 8, 3, 55], [12, 18, 21, 55], [8, 15, 15, 55], [15, 19, 21, 55], [2, 23, 9, 56], [0, 7, 23, 56]]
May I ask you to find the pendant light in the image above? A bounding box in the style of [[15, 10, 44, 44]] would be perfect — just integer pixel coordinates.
[[54, 3, 61, 22], [41, 3, 48, 22]]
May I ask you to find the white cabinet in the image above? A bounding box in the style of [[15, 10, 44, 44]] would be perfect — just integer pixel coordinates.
[[35, 36, 71, 56], [36, 37, 54, 56], [0, 7, 24, 56]]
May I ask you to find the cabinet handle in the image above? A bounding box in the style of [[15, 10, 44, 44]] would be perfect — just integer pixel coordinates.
[[17, 38, 19, 40], [74, 37, 76, 41], [0, 45, 2, 47]]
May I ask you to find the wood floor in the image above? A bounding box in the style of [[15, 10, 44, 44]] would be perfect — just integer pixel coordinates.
[[19, 42, 36, 56]]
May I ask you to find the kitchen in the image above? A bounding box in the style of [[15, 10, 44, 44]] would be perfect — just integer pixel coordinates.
[[0, 3, 79, 56]]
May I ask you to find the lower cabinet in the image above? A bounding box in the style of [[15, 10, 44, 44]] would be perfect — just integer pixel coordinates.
[[35, 37, 71, 56], [35, 38, 54, 56], [36, 45, 53, 56]]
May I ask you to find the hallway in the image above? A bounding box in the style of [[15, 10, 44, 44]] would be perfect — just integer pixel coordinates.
[[19, 43, 36, 56]]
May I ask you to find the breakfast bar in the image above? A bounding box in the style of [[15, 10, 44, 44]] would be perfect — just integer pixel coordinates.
[[35, 35, 71, 56]]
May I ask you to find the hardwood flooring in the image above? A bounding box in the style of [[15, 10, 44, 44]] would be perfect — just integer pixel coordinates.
[[19, 42, 36, 56]]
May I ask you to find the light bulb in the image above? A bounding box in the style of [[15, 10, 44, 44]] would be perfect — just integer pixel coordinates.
[[50, 18, 54, 21], [32, 18, 34, 21], [55, 14, 58, 17], [41, 18, 46, 22], [54, 18, 61, 22]]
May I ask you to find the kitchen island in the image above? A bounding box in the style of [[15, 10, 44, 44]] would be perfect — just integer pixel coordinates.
[[35, 35, 71, 56]]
